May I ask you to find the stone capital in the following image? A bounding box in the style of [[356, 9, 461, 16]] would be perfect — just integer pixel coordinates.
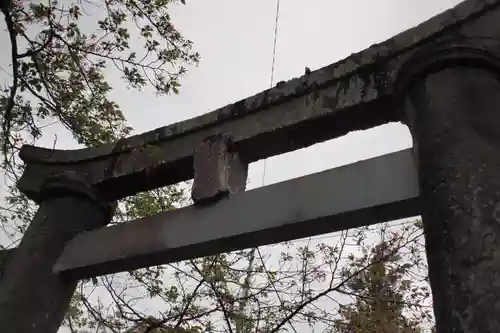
[[396, 37, 500, 104], [39, 171, 116, 222]]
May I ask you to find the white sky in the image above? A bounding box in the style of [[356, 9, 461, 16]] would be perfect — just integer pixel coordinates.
[[29, 0, 462, 189], [1, 0, 465, 332]]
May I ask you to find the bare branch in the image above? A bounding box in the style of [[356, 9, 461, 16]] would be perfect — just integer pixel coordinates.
[[269, 232, 422, 333], [1, 1, 20, 156], [256, 247, 299, 333], [17, 30, 54, 59], [192, 259, 234, 333]]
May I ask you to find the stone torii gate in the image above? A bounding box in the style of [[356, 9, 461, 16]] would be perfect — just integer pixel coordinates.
[[2, 0, 500, 332]]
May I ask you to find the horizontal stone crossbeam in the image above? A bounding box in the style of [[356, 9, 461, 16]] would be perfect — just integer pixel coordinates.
[[17, 0, 500, 202], [54, 149, 420, 279]]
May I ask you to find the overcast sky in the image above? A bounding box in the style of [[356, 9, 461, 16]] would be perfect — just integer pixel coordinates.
[[27, 0, 463, 190], [1, 0, 464, 332]]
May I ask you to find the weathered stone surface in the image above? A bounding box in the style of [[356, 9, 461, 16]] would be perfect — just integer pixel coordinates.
[[54, 149, 420, 279], [402, 66, 500, 333], [0, 172, 114, 333], [0, 248, 15, 275], [17, 0, 500, 202], [191, 134, 247, 204]]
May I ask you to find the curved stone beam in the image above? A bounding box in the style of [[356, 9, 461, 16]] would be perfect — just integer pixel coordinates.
[[18, 0, 500, 202]]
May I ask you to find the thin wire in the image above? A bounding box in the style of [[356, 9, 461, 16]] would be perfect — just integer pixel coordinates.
[[270, 0, 281, 89], [261, 0, 281, 187]]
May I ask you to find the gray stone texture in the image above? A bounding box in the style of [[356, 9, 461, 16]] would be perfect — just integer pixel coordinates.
[[7, 2, 500, 333], [403, 66, 500, 333], [54, 149, 419, 279], [0, 172, 114, 333], [191, 134, 247, 204], [17, 0, 500, 202]]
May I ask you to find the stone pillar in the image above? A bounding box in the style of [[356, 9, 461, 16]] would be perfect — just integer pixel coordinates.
[[398, 44, 500, 333], [0, 171, 114, 333], [192, 134, 248, 204]]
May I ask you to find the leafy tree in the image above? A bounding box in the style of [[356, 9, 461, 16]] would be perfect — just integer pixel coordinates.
[[0, 0, 197, 242], [0, 1, 435, 333], [332, 225, 433, 333], [0, 0, 199, 331], [0, 0, 198, 166]]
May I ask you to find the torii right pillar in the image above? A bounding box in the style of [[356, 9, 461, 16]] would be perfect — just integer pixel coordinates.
[[399, 41, 500, 332]]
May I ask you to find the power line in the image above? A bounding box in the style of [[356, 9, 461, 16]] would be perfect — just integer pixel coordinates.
[[269, 0, 281, 89], [261, 0, 281, 187]]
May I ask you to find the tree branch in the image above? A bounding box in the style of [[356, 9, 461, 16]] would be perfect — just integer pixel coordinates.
[[192, 259, 234, 333], [256, 247, 299, 333], [143, 264, 210, 333], [335, 288, 432, 309], [1, 1, 19, 156], [173, 270, 207, 328], [17, 30, 53, 59], [269, 233, 422, 333]]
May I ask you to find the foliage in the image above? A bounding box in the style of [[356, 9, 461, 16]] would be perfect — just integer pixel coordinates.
[[0, 1, 434, 333], [332, 226, 433, 333], [0, 0, 198, 169], [60, 221, 433, 333], [0, 0, 197, 237]]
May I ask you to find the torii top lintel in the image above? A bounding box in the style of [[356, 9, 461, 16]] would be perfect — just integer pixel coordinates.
[[17, 0, 500, 202]]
